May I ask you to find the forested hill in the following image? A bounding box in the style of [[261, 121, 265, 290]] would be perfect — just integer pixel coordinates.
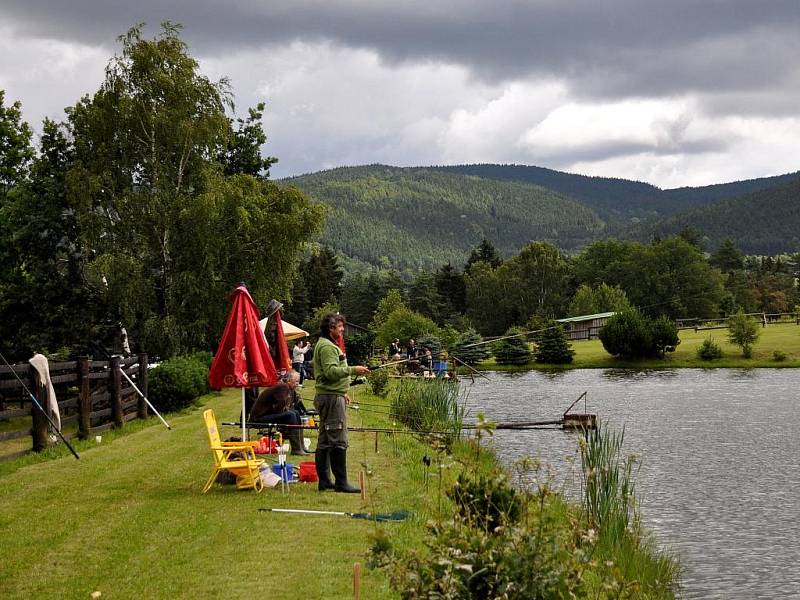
[[433, 163, 800, 222], [634, 178, 800, 255], [285, 165, 605, 272]]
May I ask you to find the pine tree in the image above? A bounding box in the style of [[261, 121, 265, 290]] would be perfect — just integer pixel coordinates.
[[494, 328, 532, 365], [534, 322, 575, 364], [451, 328, 492, 365]]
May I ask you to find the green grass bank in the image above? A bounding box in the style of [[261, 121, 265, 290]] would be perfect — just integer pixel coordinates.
[[484, 321, 800, 370], [0, 380, 678, 598]]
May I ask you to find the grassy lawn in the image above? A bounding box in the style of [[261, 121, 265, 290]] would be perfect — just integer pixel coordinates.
[[0, 382, 436, 599], [484, 321, 800, 370], [0, 376, 680, 598]]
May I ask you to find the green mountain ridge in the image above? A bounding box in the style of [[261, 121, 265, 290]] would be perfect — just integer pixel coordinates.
[[434, 163, 800, 222], [283, 163, 800, 272], [636, 178, 800, 255], [285, 165, 605, 272]]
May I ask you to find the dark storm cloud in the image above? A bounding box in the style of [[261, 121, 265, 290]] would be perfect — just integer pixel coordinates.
[[4, 0, 799, 108]]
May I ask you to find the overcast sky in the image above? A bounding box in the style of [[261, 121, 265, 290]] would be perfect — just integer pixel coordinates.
[[2, 1, 799, 187]]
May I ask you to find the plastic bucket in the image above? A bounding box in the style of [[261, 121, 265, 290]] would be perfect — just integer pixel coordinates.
[[271, 463, 294, 481], [299, 461, 318, 482]]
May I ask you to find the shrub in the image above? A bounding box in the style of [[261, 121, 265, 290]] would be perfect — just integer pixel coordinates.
[[727, 310, 760, 358], [449, 472, 523, 531], [451, 328, 492, 366], [368, 367, 391, 397], [344, 331, 375, 365], [533, 322, 574, 364], [148, 355, 210, 412], [773, 350, 787, 362], [650, 315, 680, 357], [377, 448, 678, 599], [599, 308, 679, 359], [696, 337, 723, 360], [493, 327, 532, 365]]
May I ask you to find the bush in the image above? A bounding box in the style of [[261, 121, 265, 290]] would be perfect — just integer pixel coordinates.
[[493, 327, 532, 365], [377, 447, 678, 599], [696, 337, 723, 360], [650, 315, 680, 357], [368, 368, 391, 397], [449, 472, 523, 531], [773, 350, 787, 362], [451, 328, 492, 365], [599, 308, 679, 359], [533, 322, 574, 364], [344, 331, 375, 365], [728, 310, 760, 358], [148, 354, 210, 412]]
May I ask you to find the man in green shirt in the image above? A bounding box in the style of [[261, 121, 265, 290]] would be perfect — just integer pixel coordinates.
[[313, 313, 370, 492]]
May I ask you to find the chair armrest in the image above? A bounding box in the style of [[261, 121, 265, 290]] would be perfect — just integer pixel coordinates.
[[220, 441, 259, 448]]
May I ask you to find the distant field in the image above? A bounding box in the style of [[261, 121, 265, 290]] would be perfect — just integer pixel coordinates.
[[485, 322, 800, 370]]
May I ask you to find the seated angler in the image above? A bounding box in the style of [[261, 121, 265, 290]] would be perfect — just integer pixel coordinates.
[[249, 370, 310, 456]]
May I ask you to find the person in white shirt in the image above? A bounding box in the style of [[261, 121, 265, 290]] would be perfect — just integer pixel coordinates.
[[292, 339, 310, 385]]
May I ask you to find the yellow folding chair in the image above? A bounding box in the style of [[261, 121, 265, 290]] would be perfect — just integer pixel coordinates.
[[202, 408, 265, 493]]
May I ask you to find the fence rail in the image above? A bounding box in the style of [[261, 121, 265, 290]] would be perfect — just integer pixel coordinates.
[[0, 354, 149, 462]]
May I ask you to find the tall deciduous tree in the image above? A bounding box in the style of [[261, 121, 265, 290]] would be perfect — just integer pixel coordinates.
[[54, 23, 321, 356], [574, 237, 724, 319], [568, 283, 631, 317], [0, 90, 33, 197]]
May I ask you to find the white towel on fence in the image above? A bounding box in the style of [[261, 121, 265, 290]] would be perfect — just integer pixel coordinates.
[[28, 353, 61, 433]]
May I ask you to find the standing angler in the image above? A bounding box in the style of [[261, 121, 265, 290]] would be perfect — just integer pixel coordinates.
[[313, 314, 370, 492]]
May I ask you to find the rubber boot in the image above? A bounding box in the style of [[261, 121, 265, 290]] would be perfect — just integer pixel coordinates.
[[330, 447, 360, 493], [288, 428, 310, 456], [315, 448, 334, 491]]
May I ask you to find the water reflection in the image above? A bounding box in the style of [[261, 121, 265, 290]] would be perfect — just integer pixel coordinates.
[[462, 369, 800, 600]]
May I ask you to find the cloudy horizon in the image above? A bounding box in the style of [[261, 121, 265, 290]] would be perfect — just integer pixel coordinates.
[[2, 1, 799, 188]]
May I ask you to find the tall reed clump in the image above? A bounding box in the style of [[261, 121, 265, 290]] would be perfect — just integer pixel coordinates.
[[580, 424, 637, 541], [580, 423, 679, 594], [391, 379, 465, 447]]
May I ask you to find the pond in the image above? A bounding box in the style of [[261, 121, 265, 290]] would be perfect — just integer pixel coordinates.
[[463, 369, 800, 599]]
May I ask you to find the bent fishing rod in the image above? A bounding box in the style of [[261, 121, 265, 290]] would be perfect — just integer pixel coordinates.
[[0, 351, 80, 460], [91, 345, 171, 430]]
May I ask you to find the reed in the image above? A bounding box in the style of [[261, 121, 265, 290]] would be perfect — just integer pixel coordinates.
[[391, 379, 465, 447]]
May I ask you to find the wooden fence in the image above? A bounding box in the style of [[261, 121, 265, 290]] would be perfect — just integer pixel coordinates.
[[0, 354, 149, 462], [677, 312, 800, 331]]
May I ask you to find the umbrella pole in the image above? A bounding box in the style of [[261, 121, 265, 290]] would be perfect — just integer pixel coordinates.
[[242, 387, 247, 442]]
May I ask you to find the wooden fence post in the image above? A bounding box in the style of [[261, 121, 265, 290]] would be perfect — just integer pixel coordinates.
[[29, 365, 48, 452], [137, 353, 149, 420], [77, 356, 91, 439], [109, 356, 123, 429]]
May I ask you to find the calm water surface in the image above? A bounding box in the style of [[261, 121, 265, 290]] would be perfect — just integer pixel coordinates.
[[463, 369, 800, 600]]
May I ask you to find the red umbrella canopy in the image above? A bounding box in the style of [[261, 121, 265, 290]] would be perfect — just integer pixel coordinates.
[[272, 310, 292, 373], [209, 286, 278, 388]]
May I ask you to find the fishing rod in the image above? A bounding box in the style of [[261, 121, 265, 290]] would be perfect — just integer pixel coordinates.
[[0, 351, 80, 460], [259, 508, 412, 522], [91, 345, 171, 430]]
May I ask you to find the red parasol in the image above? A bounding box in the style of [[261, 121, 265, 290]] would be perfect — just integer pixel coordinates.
[[271, 310, 292, 373], [209, 285, 278, 439]]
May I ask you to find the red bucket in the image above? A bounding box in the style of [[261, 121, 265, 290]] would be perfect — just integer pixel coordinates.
[[299, 461, 318, 482]]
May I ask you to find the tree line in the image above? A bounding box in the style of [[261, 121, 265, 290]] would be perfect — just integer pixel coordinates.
[[286, 234, 800, 345]]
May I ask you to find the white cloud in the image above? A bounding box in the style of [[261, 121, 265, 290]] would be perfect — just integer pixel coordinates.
[[0, 25, 108, 127]]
